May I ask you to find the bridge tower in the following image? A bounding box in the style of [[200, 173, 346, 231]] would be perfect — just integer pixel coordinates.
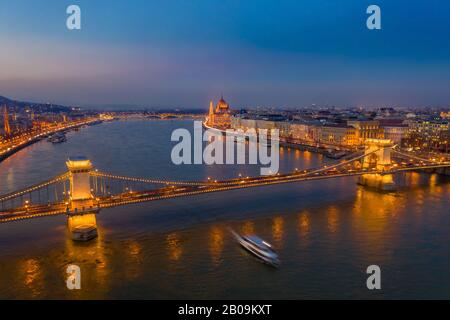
[[362, 139, 393, 170], [66, 156, 98, 241], [358, 139, 396, 191]]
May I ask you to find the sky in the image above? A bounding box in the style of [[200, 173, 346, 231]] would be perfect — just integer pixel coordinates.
[[0, 0, 450, 109]]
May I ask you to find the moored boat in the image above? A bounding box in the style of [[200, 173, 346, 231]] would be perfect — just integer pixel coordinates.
[[47, 132, 67, 143]]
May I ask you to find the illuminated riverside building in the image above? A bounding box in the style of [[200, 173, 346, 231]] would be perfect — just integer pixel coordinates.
[[289, 122, 322, 144], [226, 107, 447, 150], [1, 105, 74, 139], [206, 95, 232, 129], [346, 120, 384, 144], [382, 125, 408, 144], [231, 116, 382, 148], [320, 124, 357, 146], [440, 111, 450, 119], [404, 119, 449, 152], [288, 121, 357, 147]]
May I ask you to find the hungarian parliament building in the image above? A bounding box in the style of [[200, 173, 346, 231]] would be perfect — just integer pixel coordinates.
[[206, 95, 232, 129]]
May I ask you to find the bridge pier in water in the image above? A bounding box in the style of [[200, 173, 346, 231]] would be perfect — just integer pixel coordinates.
[[357, 139, 397, 192], [66, 156, 99, 241], [357, 173, 396, 191]]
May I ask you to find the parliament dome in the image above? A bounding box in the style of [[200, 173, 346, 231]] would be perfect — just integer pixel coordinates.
[[216, 95, 230, 111]]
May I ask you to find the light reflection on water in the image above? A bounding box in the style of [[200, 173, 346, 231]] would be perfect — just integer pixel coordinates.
[[0, 120, 449, 299], [271, 216, 284, 245], [327, 206, 339, 234], [241, 221, 255, 235], [22, 258, 43, 298], [166, 233, 183, 262], [209, 226, 224, 266]]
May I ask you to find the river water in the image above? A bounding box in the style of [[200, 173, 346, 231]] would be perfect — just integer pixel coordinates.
[[0, 120, 449, 299]]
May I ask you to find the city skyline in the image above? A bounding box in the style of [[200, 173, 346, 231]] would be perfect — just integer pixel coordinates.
[[1, 0, 450, 108]]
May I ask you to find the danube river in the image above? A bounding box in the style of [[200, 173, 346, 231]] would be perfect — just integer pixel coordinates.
[[0, 120, 449, 299]]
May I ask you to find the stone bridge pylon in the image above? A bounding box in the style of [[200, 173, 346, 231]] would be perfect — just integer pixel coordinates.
[[358, 139, 396, 191], [66, 156, 99, 241]]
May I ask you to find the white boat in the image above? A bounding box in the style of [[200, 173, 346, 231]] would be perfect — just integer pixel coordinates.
[[47, 132, 67, 143], [231, 230, 280, 267]]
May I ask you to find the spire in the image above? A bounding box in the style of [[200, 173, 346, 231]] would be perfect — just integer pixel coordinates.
[[3, 105, 11, 136], [208, 101, 215, 125]]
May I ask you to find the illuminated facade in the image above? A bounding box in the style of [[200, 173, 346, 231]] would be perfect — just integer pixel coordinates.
[[207, 96, 232, 129], [404, 120, 449, 152], [320, 125, 357, 146], [290, 123, 320, 144], [231, 117, 378, 147], [440, 111, 450, 119], [383, 125, 408, 144], [347, 120, 384, 144]]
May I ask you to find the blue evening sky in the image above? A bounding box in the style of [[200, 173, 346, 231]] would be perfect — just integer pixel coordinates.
[[0, 0, 449, 109]]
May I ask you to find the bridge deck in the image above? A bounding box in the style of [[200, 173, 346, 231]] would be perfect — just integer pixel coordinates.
[[1, 162, 448, 223]]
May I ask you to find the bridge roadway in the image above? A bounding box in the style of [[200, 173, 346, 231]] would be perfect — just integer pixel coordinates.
[[1, 161, 448, 223]]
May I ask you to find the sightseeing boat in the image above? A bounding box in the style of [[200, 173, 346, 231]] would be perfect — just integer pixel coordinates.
[[231, 230, 280, 267]]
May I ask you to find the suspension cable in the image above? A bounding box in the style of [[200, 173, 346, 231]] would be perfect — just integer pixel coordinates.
[[0, 172, 70, 202]]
